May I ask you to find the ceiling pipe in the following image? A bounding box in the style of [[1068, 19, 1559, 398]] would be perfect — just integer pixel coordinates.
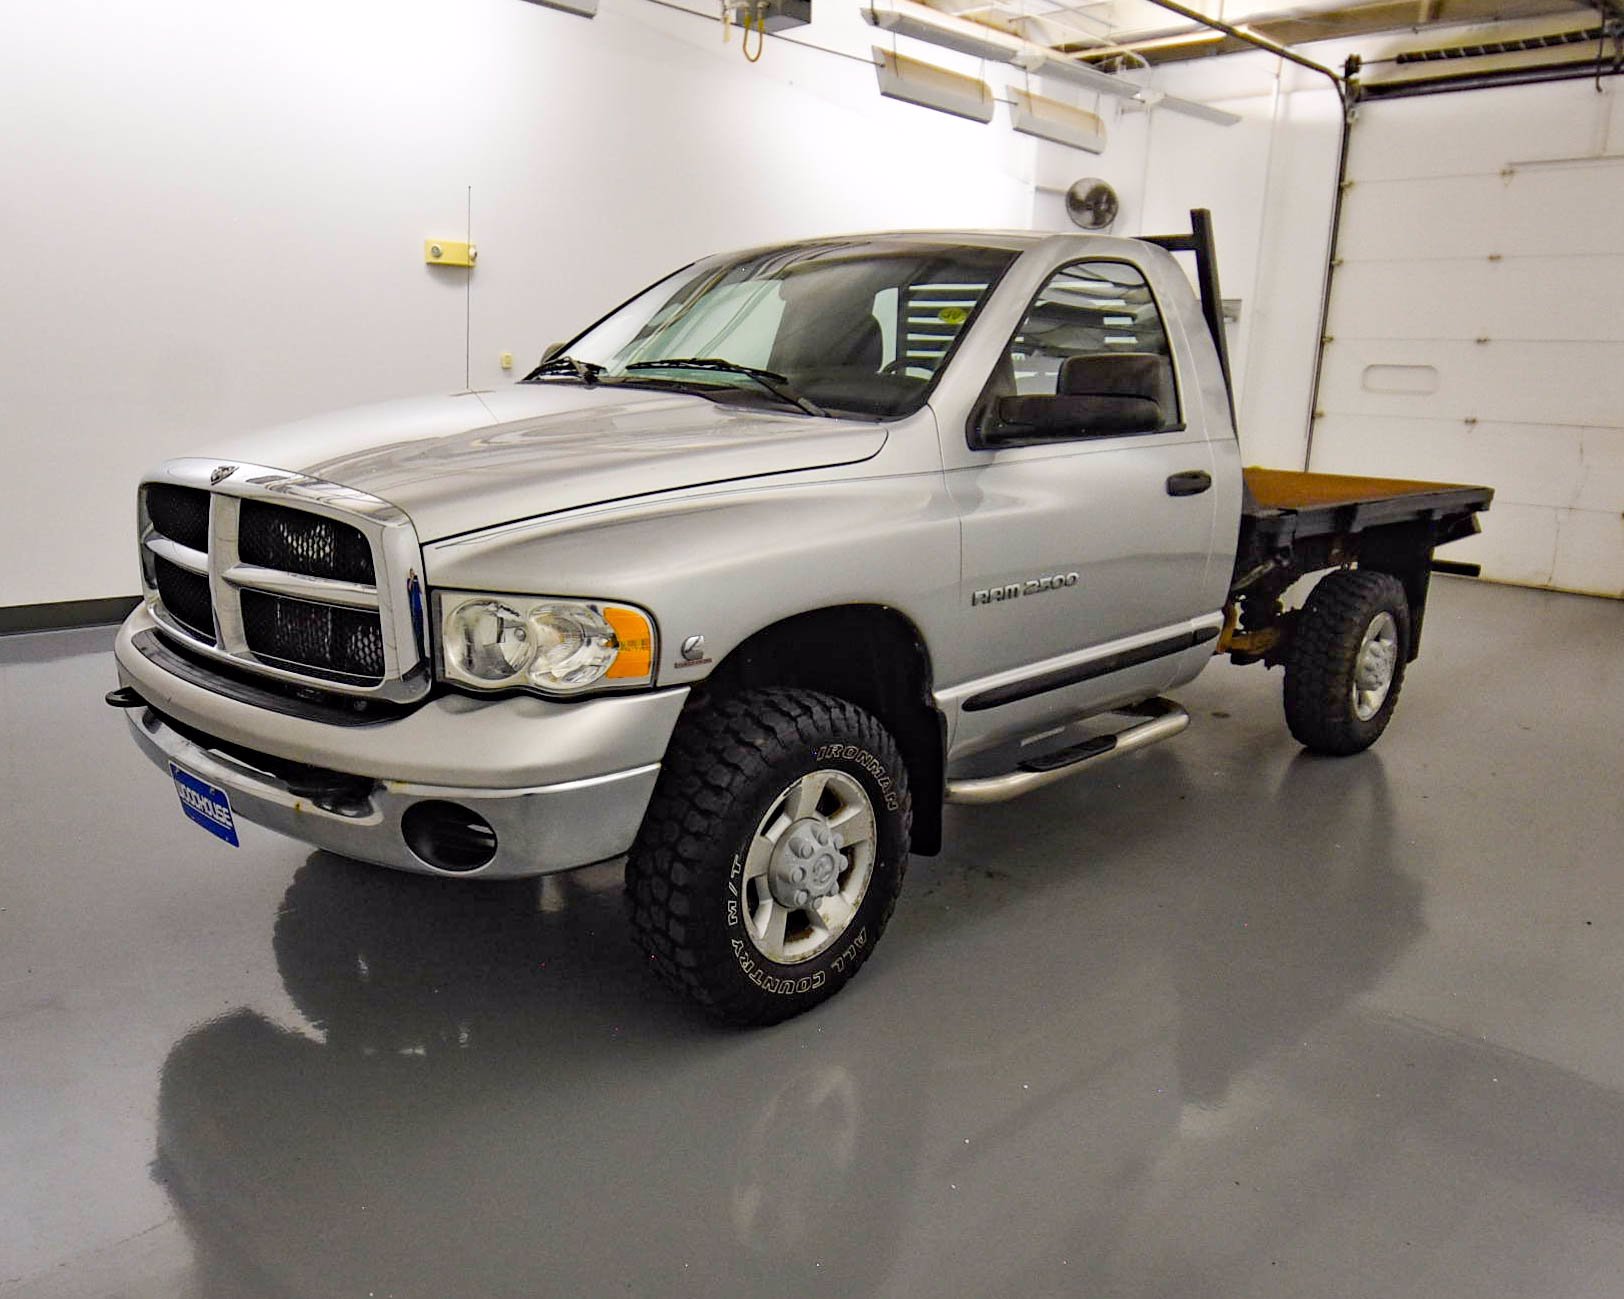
[[1127, 0, 1347, 91]]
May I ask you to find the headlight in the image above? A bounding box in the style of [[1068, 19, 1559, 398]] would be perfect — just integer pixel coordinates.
[[437, 591, 656, 695]]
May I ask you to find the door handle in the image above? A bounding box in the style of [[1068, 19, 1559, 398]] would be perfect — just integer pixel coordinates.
[[1166, 470, 1212, 497]]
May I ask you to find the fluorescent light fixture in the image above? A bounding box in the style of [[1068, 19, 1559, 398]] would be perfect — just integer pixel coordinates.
[[874, 47, 996, 123], [1143, 91, 1242, 126], [862, 2, 1023, 62], [1012, 49, 1143, 98], [1008, 88, 1106, 153], [1123, 87, 1239, 126], [519, 0, 597, 16]]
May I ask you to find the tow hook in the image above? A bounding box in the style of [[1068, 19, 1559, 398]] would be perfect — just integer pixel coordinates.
[[104, 687, 146, 709]]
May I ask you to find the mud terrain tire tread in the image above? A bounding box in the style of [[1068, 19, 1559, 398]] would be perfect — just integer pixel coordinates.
[[626, 687, 911, 1026], [1283, 568, 1410, 756]]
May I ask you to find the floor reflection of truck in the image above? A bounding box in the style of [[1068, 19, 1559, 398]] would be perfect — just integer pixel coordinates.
[[157, 750, 1624, 1296]]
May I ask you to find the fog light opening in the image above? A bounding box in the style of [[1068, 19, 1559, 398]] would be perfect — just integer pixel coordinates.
[[401, 801, 498, 873]]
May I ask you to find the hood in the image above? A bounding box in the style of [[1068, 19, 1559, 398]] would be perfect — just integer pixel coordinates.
[[197, 383, 888, 541]]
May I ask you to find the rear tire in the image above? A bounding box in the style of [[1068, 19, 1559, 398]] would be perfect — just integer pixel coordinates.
[[1283, 569, 1410, 756], [627, 688, 911, 1026]]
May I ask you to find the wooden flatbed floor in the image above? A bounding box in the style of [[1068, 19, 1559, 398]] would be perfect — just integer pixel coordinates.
[[1245, 467, 1483, 511], [1241, 467, 1494, 545]]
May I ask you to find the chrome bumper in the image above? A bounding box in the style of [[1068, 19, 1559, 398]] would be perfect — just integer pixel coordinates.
[[114, 606, 687, 879]]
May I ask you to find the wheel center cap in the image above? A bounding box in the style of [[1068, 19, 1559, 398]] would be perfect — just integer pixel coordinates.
[[1358, 640, 1395, 688], [767, 818, 846, 910]]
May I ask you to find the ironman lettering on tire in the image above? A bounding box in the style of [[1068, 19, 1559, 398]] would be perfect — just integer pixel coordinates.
[[626, 687, 912, 1026]]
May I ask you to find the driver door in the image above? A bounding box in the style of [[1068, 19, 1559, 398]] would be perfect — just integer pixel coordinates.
[[941, 257, 1220, 756]]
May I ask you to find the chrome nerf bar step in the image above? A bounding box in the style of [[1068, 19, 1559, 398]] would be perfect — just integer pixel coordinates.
[[944, 698, 1189, 806]]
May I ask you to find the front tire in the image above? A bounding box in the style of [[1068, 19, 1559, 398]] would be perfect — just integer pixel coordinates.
[[1283, 568, 1410, 756], [627, 688, 911, 1026]]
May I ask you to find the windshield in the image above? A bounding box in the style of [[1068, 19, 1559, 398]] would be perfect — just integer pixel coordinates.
[[543, 241, 1018, 419]]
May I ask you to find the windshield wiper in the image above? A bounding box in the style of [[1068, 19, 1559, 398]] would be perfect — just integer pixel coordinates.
[[521, 354, 605, 386], [625, 358, 825, 416]]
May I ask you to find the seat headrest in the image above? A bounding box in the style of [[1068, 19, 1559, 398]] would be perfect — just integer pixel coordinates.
[[771, 314, 883, 375], [1059, 352, 1175, 417]]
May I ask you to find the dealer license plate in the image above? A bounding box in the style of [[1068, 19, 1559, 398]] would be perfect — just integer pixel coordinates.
[[169, 762, 239, 847]]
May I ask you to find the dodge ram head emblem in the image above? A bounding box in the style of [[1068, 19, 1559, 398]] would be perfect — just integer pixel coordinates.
[[209, 464, 237, 486]]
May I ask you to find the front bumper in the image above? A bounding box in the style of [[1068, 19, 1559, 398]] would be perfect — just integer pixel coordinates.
[[114, 605, 689, 878]]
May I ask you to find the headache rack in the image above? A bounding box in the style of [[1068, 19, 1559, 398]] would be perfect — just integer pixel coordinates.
[[137, 460, 431, 703]]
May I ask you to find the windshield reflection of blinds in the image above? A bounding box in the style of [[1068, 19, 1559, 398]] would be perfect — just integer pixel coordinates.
[[902, 282, 985, 370]]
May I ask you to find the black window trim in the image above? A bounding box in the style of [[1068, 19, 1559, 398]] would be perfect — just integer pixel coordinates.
[[965, 254, 1187, 451]]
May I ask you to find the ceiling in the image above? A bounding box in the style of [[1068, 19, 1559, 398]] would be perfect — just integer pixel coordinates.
[[916, 0, 1620, 86]]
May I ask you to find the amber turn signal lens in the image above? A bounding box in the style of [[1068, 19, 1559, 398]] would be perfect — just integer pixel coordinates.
[[602, 606, 655, 680]]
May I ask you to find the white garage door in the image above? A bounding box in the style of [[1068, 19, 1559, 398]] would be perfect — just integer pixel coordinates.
[[1309, 79, 1624, 598]]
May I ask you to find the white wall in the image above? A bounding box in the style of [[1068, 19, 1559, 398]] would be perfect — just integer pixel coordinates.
[[0, 0, 1348, 607], [0, 0, 1053, 605]]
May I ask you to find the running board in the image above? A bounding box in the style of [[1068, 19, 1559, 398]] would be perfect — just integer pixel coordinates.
[[944, 698, 1190, 806]]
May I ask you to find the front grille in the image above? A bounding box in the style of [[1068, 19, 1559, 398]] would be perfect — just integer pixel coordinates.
[[138, 463, 422, 701], [153, 556, 215, 642], [240, 590, 386, 684], [146, 484, 211, 552], [239, 500, 375, 584]]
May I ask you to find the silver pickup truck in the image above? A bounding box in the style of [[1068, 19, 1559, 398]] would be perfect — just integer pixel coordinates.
[[109, 211, 1491, 1024]]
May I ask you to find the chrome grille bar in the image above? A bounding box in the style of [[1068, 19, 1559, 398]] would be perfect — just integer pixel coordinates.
[[223, 563, 380, 609], [142, 534, 209, 575], [210, 492, 247, 655]]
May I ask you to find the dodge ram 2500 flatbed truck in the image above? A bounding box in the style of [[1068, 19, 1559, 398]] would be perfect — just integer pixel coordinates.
[[108, 211, 1492, 1024]]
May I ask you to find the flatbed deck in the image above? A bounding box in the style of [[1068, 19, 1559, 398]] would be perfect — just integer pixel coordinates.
[[1242, 467, 1494, 545]]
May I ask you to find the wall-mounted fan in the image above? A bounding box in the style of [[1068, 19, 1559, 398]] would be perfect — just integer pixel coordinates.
[[1065, 178, 1119, 230]]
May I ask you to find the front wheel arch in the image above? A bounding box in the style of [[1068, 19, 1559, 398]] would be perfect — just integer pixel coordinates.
[[694, 603, 944, 855]]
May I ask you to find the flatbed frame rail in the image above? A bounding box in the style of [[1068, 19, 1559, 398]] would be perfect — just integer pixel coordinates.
[[1230, 468, 1492, 666]]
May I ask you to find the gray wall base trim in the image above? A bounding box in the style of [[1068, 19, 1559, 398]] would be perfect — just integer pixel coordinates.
[[0, 596, 141, 636]]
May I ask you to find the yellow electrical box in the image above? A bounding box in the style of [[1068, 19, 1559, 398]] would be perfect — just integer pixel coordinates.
[[425, 240, 477, 267]]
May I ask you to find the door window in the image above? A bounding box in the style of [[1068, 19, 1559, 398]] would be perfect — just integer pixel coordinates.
[[995, 260, 1180, 431]]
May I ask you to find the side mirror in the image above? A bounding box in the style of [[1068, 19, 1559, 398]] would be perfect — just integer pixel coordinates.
[[539, 341, 566, 363], [986, 393, 1163, 444]]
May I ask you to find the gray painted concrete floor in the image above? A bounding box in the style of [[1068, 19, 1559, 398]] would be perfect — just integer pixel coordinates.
[[2, 576, 1622, 1299]]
